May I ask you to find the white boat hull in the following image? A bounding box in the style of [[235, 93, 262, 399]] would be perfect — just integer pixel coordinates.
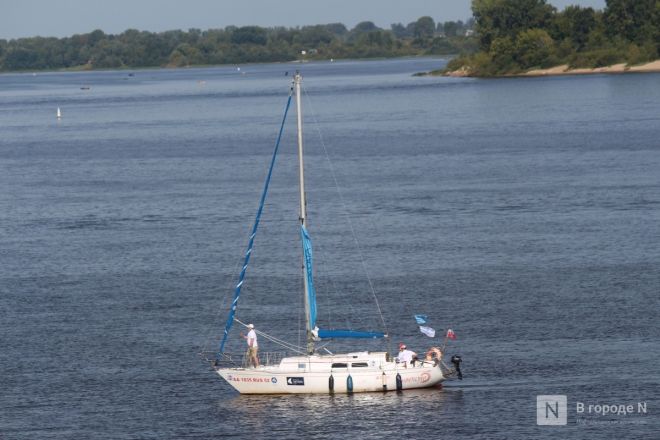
[[215, 351, 445, 394]]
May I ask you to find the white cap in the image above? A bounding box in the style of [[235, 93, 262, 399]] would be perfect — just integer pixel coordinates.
[[247, 323, 254, 329]]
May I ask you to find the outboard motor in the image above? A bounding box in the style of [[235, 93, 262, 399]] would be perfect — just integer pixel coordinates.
[[450, 355, 463, 380]]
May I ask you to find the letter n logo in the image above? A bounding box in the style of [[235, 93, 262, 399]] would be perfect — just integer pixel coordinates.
[[537, 395, 567, 425]]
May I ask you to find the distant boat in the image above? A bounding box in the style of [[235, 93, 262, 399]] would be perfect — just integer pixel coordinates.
[[56, 107, 62, 119], [80, 86, 91, 90]]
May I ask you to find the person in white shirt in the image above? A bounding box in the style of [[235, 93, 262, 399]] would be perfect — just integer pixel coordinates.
[[396, 343, 417, 367], [243, 323, 259, 368]]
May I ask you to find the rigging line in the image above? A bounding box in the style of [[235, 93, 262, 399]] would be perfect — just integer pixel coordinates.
[[298, 268, 303, 350], [234, 318, 307, 354], [203, 172, 260, 355], [319, 249, 340, 328], [314, 240, 359, 331], [301, 84, 390, 339], [201, 255, 243, 356], [218, 88, 294, 356]]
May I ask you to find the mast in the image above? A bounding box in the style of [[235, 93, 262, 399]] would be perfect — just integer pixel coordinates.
[[294, 73, 315, 355], [295, 74, 306, 230]]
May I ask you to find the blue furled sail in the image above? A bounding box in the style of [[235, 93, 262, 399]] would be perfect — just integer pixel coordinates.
[[218, 92, 293, 355], [301, 226, 386, 340], [300, 226, 317, 329]]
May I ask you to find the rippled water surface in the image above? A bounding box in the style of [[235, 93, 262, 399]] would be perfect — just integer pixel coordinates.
[[1, 58, 659, 439]]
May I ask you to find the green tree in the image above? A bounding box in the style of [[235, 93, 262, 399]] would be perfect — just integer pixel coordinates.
[[324, 23, 348, 36], [230, 26, 268, 45], [299, 25, 334, 47], [4, 47, 39, 70], [348, 21, 381, 43], [551, 6, 597, 50], [414, 16, 436, 39], [353, 30, 394, 56], [88, 29, 106, 46], [405, 22, 417, 36], [443, 21, 459, 37], [168, 43, 204, 66], [390, 23, 408, 38], [604, 0, 657, 45], [490, 36, 518, 70], [514, 28, 556, 68], [472, 0, 556, 50], [352, 21, 379, 33]]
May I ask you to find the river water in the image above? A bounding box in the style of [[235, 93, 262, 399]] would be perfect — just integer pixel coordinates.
[[1, 58, 659, 439]]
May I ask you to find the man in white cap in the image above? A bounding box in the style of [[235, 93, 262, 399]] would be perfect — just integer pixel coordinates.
[[396, 343, 417, 367], [243, 323, 259, 368]]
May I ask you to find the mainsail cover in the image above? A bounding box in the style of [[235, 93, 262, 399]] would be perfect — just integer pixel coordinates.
[[300, 226, 318, 328], [300, 226, 385, 340]]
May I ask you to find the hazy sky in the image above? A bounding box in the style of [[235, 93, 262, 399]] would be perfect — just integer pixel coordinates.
[[3, 0, 606, 40]]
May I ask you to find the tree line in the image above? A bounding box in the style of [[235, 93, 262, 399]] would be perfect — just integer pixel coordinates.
[[447, 0, 660, 76], [0, 17, 475, 71]]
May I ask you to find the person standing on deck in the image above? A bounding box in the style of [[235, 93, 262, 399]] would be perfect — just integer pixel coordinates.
[[243, 324, 259, 368], [396, 343, 417, 367]]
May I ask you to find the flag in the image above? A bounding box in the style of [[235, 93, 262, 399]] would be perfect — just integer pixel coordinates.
[[446, 328, 456, 340], [414, 314, 428, 325], [419, 326, 436, 337]]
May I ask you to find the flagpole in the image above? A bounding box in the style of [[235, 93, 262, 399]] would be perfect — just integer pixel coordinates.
[[441, 327, 455, 352], [441, 335, 448, 353]]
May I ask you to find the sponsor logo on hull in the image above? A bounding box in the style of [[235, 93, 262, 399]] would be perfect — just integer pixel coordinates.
[[402, 372, 432, 384], [287, 377, 305, 386]]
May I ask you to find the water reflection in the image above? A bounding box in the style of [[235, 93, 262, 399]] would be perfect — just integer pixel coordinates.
[[218, 386, 467, 437]]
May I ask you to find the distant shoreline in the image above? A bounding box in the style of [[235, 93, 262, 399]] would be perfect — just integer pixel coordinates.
[[0, 55, 445, 76], [440, 59, 660, 78]]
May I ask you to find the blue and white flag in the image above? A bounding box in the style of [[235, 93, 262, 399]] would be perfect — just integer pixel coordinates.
[[419, 326, 436, 338], [414, 314, 428, 325]]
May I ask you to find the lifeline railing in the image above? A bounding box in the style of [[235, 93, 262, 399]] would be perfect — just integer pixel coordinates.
[[200, 351, 287, 368]]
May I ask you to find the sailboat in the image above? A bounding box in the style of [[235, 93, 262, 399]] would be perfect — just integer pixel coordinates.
[[211, 73, 449, 394]]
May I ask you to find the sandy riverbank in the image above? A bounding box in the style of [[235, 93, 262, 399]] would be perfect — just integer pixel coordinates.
[[442, 59, 660, 77], [523, 60, 660, 76]]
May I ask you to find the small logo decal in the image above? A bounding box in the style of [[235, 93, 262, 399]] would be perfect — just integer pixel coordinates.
[[537, 395, 567, 426]]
